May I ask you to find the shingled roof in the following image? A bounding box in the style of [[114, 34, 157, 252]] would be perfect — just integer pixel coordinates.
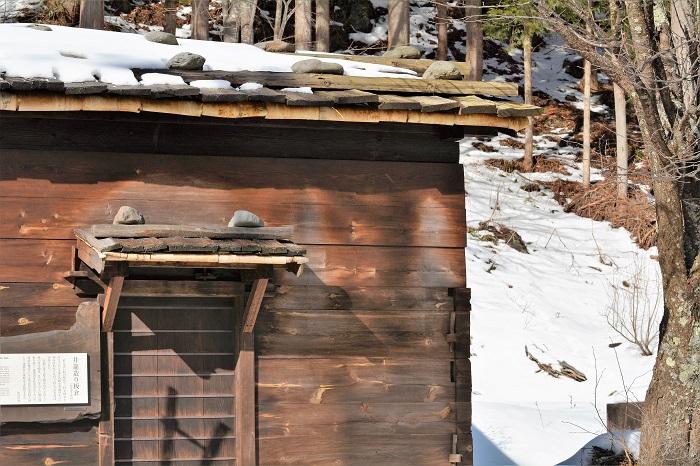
[[0, 23, 540, 130], [74, 225, 307, 272]]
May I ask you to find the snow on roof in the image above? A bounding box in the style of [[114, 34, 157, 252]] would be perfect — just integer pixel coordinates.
[[0, 23, 417, 86]]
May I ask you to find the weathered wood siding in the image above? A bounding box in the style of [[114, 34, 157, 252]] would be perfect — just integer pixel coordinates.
[[0, 114, 470, 465]]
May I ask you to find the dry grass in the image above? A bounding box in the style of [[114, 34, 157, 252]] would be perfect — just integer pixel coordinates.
[[485, 156, 569, 175], [122, 3, 185, 29], [542, 178, 657, 249]]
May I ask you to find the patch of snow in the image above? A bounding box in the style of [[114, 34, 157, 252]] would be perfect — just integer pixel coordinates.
[[190, 79, 233, 90], [238, 82, 263, 90], [140, 73, 187, 86], [280, 87, 312, 94], [0, 23, 417, 85]]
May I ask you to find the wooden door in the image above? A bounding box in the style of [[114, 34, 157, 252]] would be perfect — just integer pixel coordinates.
[[112, 284, 243, 465]]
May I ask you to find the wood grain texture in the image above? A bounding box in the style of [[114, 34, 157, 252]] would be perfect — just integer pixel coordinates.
[[140, 69, 519, 96], [1, 423, 99, 465], [256, 307, 455, 360], [2, 241, 465, 288], [258, 433, 452, 465], [1, 197, 466, 248], [0, 149, 465, 201], [263, 285, 452, 311], [242, 279, 268, 333], [257, 357, 453, 404], [102, 276, 124, 332], [0, 282, 86, 307], [0, 115, 460, 163], [1, 306, 81, 337], [258, 402, 457, 437], [0, 302, 101, 422]]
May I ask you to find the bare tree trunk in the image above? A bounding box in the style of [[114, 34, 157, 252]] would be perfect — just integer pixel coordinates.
[[240, 0, 257, 44], [388, 0, 410, 49], [79, 0, 103, 30], [436, 0, 448, 61], [529, 0, 700, 459], [523, 29, 534, 171], [222, 0, 240, 42], [582, 58, 592, 188], [191, 0, 209, 40], [273, 0, 284, 41], [316, 0, 330, 52], [295, 0, 312, 50], [614, 83, 628, 199], [464, 0, 483, 80], [164, 0, 178, 35]]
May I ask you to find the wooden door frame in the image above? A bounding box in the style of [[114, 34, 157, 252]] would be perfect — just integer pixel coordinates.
[[98, 279, 264, 466]]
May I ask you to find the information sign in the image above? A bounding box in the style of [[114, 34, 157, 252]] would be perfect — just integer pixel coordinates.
[[0, 353, 89, 405]]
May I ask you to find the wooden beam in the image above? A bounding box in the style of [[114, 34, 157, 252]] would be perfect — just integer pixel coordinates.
[[102, 252, 308, 267], [288, 52, 472, 76], [101, 276, 124, 332], [495, 101, 543, 117], [99, 332, 115, 466], [138, 69, 520, 96], [77, 239, 105, 274], [378, 94, 421, 110], [235, 332, 256, 466], [242, 278, 268, 333], [3, 93, 532, 130], [79, 0, 104, 30], [91, 224, 294, 240]]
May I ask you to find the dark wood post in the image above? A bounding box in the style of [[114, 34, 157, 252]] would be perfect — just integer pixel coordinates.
[[79, 0, 104, 30], [316, 0, 330, 52], [436, 0, 448, 60], [192, 0, 210, 40], [388, 0, 410, 49], [295, 0, 312, 50], [164, 0, 178, 35], [464, 0, 483, 80]]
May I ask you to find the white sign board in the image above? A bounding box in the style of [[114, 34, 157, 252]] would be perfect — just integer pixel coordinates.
[[0, 353, 89, 405]]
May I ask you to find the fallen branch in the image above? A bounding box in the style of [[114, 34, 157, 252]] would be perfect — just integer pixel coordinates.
[[525, 346, 587, 382]]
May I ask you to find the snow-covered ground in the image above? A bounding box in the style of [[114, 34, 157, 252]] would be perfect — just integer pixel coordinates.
[[463, 43, 659, 465]]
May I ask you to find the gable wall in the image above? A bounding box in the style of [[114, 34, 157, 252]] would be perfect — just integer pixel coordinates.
[[0, 113, 471, 465]]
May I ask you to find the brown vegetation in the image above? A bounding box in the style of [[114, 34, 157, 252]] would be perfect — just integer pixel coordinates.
[[542, 178, 656, 249]]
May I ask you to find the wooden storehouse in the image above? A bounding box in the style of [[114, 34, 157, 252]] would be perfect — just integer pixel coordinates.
[[0, 29, 538, 465]]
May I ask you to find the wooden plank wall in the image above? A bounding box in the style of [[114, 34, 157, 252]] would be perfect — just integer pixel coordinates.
[[0, 114, 470, 465]]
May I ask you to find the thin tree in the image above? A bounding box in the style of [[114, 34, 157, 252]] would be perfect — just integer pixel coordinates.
[[388, 0, 410, 49], [164, 0, 178, 35], [614, 83, 628, 198], [483, 2, 548, 170], [239, 0, 256, 44], [316, 0, 330, 52], [436, 0, 448, 60], [582, 57, 591, 188], [294, 0, 312, 50], [79, 0, 103, 29], [191, 0, 209, 40], [464, 0, 483, 80], [222, 0, 240, 42], [523, 27, 534, 171], [273, 0, 295, 42], [532, 0, 700, 461]]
